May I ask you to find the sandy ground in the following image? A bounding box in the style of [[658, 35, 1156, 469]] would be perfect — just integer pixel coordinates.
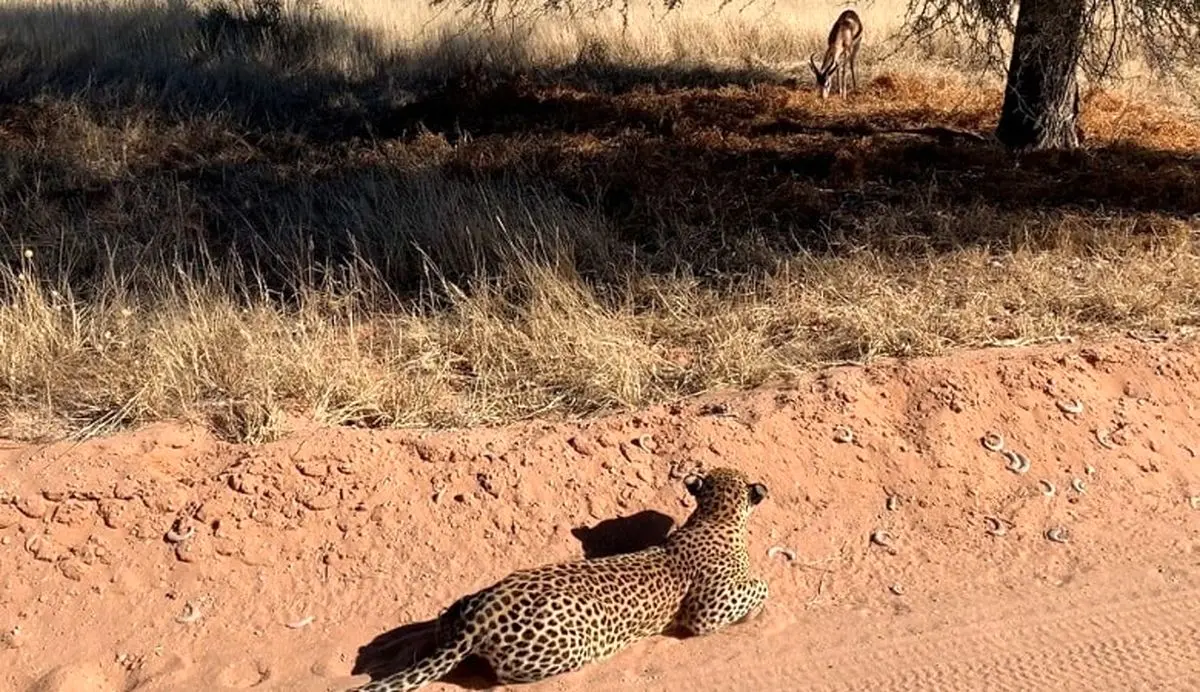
[[2, 336, 1200, 692]]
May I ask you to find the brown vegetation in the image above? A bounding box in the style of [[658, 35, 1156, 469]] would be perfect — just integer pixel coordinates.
[[0, 0, 1197, 442]]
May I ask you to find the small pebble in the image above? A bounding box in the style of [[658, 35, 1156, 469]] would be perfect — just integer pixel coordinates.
[[984, 517, 1007, 537], [767, 546, 797, 562], [1045, 527, 1070, 543], [1004, 450, 1031, 474], [1056, 399, 1084, 414]]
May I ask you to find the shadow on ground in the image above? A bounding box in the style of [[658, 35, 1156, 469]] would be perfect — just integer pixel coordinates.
[[0, 1, 786, 141], [1, 1, 1196, 294], [571, 509, 677, 558]]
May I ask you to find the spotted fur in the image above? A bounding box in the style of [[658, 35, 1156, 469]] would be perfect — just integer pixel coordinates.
[[349, 466, 769, 691]]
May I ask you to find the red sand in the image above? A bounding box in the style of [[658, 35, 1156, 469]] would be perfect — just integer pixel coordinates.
[[2, 336, 1199, 691]]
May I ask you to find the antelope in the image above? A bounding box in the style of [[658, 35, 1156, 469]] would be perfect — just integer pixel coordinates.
[[810, 9, 863, 99]]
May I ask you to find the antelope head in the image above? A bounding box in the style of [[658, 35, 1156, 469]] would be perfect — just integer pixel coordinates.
[[809, 52, 835, 100]]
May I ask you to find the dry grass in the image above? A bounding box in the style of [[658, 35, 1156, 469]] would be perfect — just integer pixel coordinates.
[[1, 0, 1198, 442]]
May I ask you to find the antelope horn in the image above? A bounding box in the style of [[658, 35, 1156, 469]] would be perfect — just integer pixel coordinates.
[[809, 52, 821, 74]]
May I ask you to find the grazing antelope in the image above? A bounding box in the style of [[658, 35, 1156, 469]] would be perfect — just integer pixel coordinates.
[[810, 9, 863, 99]]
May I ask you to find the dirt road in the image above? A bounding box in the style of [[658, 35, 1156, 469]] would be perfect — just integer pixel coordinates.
[[2, 336, 1198, 691]]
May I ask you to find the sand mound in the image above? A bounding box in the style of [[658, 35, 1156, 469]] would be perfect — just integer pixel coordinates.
[[2, 336, 1199, 691]]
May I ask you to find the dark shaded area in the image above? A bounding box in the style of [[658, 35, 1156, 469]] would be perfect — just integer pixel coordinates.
[[0, 1, 397, 142], [402, 79, 1197, 217], [1, 1, 1196, 298], [571, 509, 676, 558], [414, 85, 1196, 272], [0, 2, 781, 143]]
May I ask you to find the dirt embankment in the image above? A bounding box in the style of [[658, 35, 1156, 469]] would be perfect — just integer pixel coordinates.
[[2, 336, 1199, 691]]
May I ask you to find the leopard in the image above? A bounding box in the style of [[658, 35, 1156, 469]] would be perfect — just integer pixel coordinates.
[[347, 466, 770, 691]]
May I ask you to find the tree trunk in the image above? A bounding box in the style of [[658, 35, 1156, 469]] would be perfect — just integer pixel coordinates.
[[996, 0, 1087, 150]]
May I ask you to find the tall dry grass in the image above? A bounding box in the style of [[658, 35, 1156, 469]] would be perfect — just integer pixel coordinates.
[[0, 0, 1197, 442]]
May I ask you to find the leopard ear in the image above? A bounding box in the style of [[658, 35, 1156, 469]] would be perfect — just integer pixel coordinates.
[[683, 473, 704, 496], [748, 483, 768, 506]]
